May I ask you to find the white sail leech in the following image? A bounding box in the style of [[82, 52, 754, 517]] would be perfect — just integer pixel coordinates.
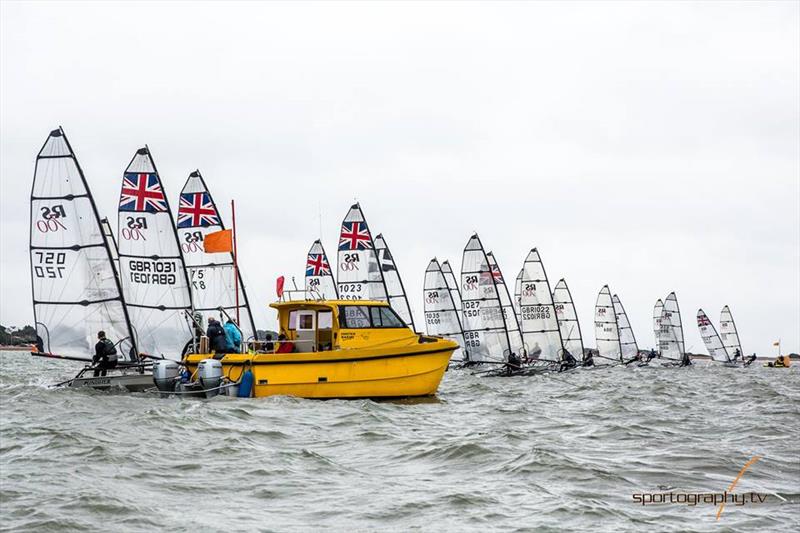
[[553, 278, 584, 362], [460, 234, 512, 363], [697, 309, 730, 362], [660, 292, 684, 361], [176, 170, 257, 342], [594, 285, 621, 363], [517, 249, 563, 361], [719, 305, 743, 359], [305, 239, 338, 300], [117, 147, 193, 356], [441, 260, 462, 310], [30, 128, 137, 361], [336, 203, 388, 302], [374, 234, 416, 330], [423, 258, 465, 361], [514, 269, 523, 323]]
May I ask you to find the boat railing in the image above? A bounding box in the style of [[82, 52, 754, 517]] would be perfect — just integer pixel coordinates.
[[280, 288, 326, 302]]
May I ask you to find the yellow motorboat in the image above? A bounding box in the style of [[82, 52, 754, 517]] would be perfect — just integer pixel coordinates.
[[182, 300, 457, 399]]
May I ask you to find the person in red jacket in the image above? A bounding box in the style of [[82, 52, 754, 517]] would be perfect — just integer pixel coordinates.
[[275, 333, 294, 354]]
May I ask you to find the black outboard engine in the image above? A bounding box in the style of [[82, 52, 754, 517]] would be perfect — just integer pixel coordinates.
[[198, 359, 223, 398], [153, 360, 181, 393]]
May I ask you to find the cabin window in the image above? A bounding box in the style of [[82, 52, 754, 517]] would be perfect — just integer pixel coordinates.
[[371, 306, 406, 328], [318, 311, 333, 329], [298, 313, 314, 330], [339, 306, 371, 328], [288, 311, 298, 330]]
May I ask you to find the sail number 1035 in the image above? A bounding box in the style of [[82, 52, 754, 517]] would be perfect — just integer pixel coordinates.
[[33, 251, 66, 278]]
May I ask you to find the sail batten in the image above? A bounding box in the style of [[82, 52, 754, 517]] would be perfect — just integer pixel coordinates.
[[518, 249, 562, 361], [553, 278, 584, 362], [176, 170, 257, 342], [423, 258, 465, 360], [117, 147, 193, 356], [29, 128, 137, 361]]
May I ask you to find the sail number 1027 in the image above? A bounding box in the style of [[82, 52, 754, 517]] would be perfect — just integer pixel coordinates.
[[33, 251, 66, 278]]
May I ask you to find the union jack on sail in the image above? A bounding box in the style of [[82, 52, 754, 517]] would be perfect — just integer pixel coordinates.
[[119, 173, 167, 212], [339, 221, 372, 251], [306, 254, 331, 276], [178, 192, 220, 228], [490, 264, 504, 284], [697, 314, 712, 327]]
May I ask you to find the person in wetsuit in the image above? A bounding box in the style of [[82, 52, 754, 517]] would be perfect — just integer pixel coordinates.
[[679, 350, 692, 367], [92, 331, 118, 377], [559, 349, 578, 372], [583, 351, 595, 367], [506, 351, 521, 375]]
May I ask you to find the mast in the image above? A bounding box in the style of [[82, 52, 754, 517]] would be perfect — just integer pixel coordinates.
[[697, 309, 730, 363], [719, 305, 742, 359], [487, 251, 522, 354], [553, 278, 585, 361], [612, 294, 639, 360], [374, 233, 416, 330]]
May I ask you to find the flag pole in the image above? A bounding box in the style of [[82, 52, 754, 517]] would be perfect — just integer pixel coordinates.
[[232, 199, 240, 325]]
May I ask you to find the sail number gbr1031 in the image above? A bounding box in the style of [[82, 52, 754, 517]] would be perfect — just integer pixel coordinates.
[[33, 251, 66, 278]]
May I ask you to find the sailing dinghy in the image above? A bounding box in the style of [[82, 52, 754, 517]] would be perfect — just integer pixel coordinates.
[[719, 305, 743, 362], [517, 248, 565, 370], [305, 239, 338, 299], [552, 278, 585, 365], [176, 170, 256, 344], [697, 309, 737, 366], [423, 258, 465, 361], [29, 128, 151, 390], [374, 233, 416, 330], [594, 285, 622, 366], [460, 234, 515, 366], [117, 147, 194, 357], [612, 293, 640, 364], [659, 292, 690, 366]]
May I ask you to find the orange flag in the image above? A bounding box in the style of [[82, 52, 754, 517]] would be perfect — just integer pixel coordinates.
[[203, 229, 233, 253]]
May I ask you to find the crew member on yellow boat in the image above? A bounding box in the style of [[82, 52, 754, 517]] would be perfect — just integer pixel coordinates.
[[275, 333, 294, 354]]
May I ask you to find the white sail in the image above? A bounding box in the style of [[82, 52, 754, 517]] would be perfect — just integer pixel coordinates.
[[117, 147, 193, 356], [653, 299, 664, 351], [514, 269, 523, 322], [29, 128, 136, 361], [305, 239, 338, 300], [460, 234, 511, 362], [719, 305, 743, 359], [176, 170, 256, 342], [612, 294, 639, 359], [697, 309, 730, 362], [336, 203, 387, 302], [441, 260, 462, 311], [374, 234, 415, 329], [423, 258, 465, 360], [518, 248, 563, 361], [660, 292, 684, 360], [553, 278, 584, 362], [486, 252, 523, 354], [594, 285, 621, 363]]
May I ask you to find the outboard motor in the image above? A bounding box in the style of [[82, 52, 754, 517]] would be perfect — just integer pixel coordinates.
[[152, 360, 181, 393], [198, 359, 223, 398]]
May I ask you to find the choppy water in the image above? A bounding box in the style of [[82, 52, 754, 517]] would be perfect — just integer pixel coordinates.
[[1, 352, 798, 532]]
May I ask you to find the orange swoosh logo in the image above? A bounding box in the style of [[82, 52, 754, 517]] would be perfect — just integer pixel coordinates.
[[716, 455, 761, 520]]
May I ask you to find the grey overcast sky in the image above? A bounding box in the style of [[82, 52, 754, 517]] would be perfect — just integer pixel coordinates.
[[1, 1, 798, 355]]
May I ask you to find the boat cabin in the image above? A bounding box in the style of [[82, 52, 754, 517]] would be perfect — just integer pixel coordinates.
[[268, 300, 415, 353]]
